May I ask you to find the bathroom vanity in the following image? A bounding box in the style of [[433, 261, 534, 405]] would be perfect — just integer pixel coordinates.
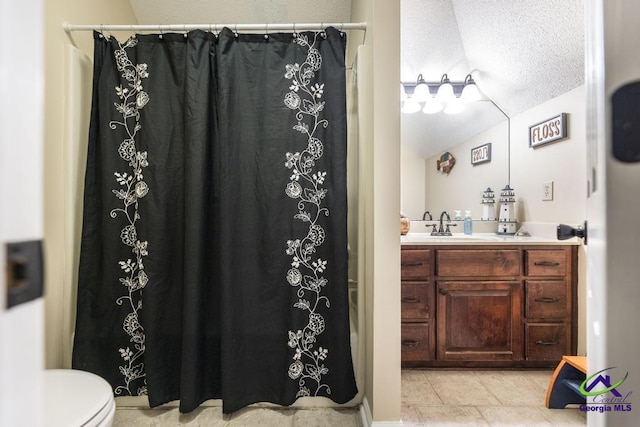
[[400, 234, 578, 368]]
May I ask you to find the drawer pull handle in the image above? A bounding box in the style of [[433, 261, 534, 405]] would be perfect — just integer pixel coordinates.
[[401, 262, 423, 267], [401, 297, 421, 304], [534, 261, 560, 267], [401, 340, 421, 347], [535, 340, 560, 346], [535, 297, 560, 303]]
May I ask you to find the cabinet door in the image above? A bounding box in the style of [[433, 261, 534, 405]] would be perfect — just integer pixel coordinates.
[[401, 322, 433, 363], [401, 249, 432, 281], [525, 323, 570, 361], [437, 281, 522, 361], [525, 249, 568, 276], [401, 282, 431, 320], [437, 249, 521, 277], [525, 280, 570, 319]]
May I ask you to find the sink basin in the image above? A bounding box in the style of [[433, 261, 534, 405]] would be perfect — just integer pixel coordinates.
[[402, 233, 517, 243]]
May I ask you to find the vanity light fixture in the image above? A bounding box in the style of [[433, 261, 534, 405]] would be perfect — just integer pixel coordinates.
[[400, 73, 484, 115], [412, 74, 431, 103], [460, 74, 481, 102], [435, 74, 454, 102]]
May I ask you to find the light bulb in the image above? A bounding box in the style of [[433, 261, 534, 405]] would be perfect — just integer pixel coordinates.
[[422, 99, 443, 114], [444, 98, 465, 114], [436, 80, 454, 102], [401, 97, 421, 114], [461, 83, 481, 102], [413, 83, 430, 103]]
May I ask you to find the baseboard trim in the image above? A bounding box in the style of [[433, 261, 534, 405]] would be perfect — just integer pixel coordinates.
[[360, 397, 403, 427]]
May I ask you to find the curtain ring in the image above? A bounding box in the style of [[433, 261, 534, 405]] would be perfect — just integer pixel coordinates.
[[292, 23, 297, 41], [340, 22, 345, 37], [264, 23, 269, 40], [183, 24, 188, 38], [234, 24, 238, 38], [320, 22, 326, 38], [159, 27, 163, 40], [98, 24, 104, 38]]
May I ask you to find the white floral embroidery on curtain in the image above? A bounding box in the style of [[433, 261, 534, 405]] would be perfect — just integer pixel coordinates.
[[109, 36, 150, 396], [283, 32, 333, 398]]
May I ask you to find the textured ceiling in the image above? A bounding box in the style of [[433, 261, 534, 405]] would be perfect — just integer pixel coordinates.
[[127, 0, 585, 159], [402, 0, 584, 157], [128, 0, 352, 25]]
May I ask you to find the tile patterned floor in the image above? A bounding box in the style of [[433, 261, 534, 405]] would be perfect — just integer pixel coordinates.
[[113, 406, 363, 426], [401, 369, 587, 426], [113, 370, 587, 426]]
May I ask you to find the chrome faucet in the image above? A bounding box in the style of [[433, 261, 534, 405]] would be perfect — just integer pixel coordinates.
[[422, 210, 433, 221]]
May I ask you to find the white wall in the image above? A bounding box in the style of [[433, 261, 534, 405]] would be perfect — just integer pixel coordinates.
[[424, 120, 509, 219], [0, 0, 45, 425], [510, 86, 587, 225], [401, 146, 426, 219]]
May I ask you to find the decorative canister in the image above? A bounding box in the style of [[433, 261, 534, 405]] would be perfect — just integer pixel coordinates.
[[400, 213, 410, 235]]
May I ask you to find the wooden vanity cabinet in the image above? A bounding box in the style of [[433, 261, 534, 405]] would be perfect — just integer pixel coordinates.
[[401, 244, 577, 368], [524, 249, 576, 361], [401, 248, 435, 365]]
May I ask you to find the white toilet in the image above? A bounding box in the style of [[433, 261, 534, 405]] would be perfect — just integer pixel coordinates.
[[44, 369, 116, 427]]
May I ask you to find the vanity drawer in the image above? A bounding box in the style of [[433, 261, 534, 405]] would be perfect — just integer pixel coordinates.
[[401, 322, 432, 362], [525, 280, 570, 319], [401, 249, 432, 281], [401, 283, 431, 320], [525, 323, 570, 361], [436, 249, 520, 277], [525, 250, 567, 276]]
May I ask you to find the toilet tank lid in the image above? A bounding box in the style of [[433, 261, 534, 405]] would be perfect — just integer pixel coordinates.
[[44, 369, 114, 426]]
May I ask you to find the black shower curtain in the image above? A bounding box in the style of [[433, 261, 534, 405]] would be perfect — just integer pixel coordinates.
[[72, 27, 357, 414]]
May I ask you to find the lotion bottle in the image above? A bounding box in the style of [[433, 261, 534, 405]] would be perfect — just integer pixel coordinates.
[[464, 210, 473, 235]]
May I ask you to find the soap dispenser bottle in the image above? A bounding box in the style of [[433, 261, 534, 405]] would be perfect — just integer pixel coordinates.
[[464, 210, 473, 235]]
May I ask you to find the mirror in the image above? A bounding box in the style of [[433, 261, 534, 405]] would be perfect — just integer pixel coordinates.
[[399, 0, 584, 222], [401, 100, 509, 221], [399, 2, 510, 220]]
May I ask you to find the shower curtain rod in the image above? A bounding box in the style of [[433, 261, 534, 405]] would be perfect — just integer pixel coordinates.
[[63, 21, 367, 33]]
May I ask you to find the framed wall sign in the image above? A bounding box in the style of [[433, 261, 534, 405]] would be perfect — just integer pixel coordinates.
[[529, 113, 568, 148], [471, 142, 491, 165]]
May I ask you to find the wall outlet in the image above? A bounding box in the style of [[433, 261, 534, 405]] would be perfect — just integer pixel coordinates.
[[542, 181, 554, 201]]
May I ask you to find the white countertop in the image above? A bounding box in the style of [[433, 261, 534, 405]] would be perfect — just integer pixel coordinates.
[[401, 232, 580, 246]]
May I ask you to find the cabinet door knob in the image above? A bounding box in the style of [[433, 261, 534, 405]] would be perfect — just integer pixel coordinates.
[[535, 340, 560, 346], [534, 297, 560, 303], [401, 297, 421, 304], [534, 261, 560, 267], [401, 340, 421, 347], [439, 289, 447, 295]]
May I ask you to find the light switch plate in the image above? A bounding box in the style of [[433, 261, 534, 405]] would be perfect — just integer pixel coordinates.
[[542, 181, 554, 201]]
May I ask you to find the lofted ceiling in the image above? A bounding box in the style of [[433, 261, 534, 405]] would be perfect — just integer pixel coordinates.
[[128, 0, 585, 159], [402, 0, 585, 157]]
